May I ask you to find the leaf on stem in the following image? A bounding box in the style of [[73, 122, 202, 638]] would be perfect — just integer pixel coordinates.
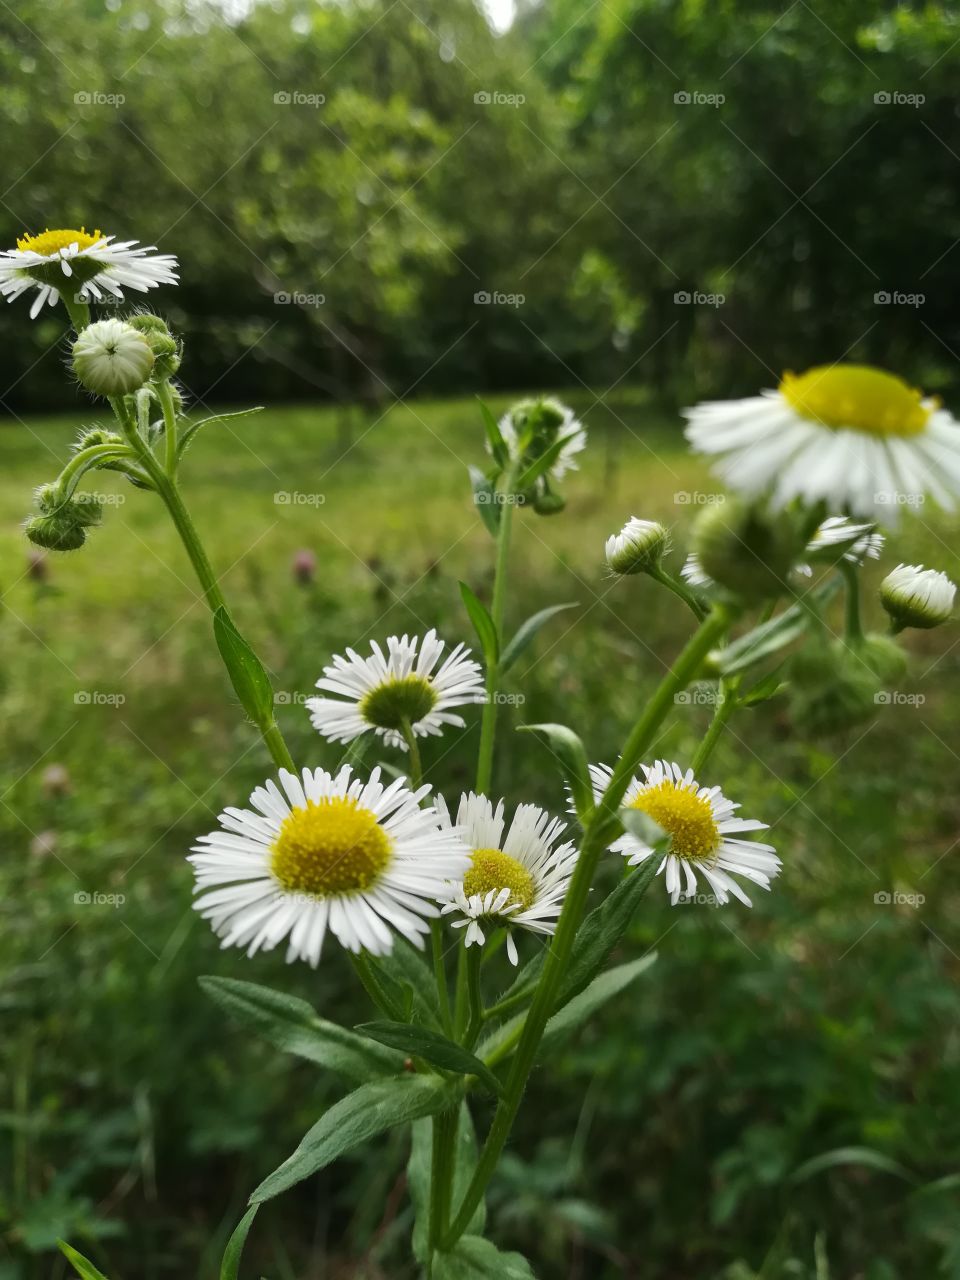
[[250, 1074, 457, 1203], [199, 976, 404, 1082], [789, 1146, 918, 1186], [500, 603, 577, 674], [213, 607, 275, 729], [433, 1235, 536, 1278], [371, 940, 443, 1030], [220, 1205, 259, 1280], [460, 581, 499, 665], [469, 465, 501, 537], [709, 577, 841, 676], [177, 406, 264, 460], [517, 723, 593, 822], [57, 1243, 110, 1280], [515, 430, 581, 491], [477, 398, 509, 469], [357, 1021, 505, 1097]]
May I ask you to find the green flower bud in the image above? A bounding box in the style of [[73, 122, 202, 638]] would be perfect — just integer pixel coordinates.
[[854, 633, 908, 683], [126, 312, 171, 336], [605, 517, 669, 575], [25, 489, 102, 552], [788, 640, 880, 736], [532, 488, 566, 515], [73, 319, 155, 397], [880, 563, 956, 630], [73, 427, 125, 451], [25, 513, 86, 551], [692, 500, 800, 602]]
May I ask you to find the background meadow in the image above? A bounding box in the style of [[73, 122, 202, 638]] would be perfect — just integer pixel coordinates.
[[2, 1, 960, 1277]]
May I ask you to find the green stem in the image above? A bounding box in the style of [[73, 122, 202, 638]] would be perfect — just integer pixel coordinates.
[[427, 1106, 459, 1260], [108, 395, 296, 773], [157, 378, 180, 477], [399, 717, 423, 789], [475, 476, 517, 795], [443, 603, 733, 1247], [840, 561, 864, 643], [463, 944, 484, 1049], [690, 679, 738, 774], [53, 443, 136, 501], [62, 294, 90, 333], [650, 565, 708, 621], [431, 919, 454, 1037]]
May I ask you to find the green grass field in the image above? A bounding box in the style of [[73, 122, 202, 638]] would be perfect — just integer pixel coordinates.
[[2, 392, 959, 1279]]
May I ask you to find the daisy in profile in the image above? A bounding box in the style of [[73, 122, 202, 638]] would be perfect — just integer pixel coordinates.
[[0, 227, 178, 318], [437, 792, 578, 964], [684, 364, 960, 518], [682, 514, 883, 589], [307, 630, 485, 750], [498, 397, 586, 489], [590, 760, 780, 906], [880, 563, 956, 630], [188, 765, 469, 966]]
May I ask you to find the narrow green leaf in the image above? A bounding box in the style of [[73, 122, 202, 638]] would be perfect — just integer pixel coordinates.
[[500, 603, 577, 674], [739, 669, 788, 707], [710, 577, 841, 676], [477, 398, 509, 468], [372, 940, 442, 1030], [338, 731, 372, 772], [469, 465, 501, 537], [561, 857, 662, 1003], [199, 977, 403, 1082], [357, 1021, 504, 1096], [250, 1074, 456, 1203], [516, 429, 580, 491], [460, 581, 499, 664], [57, 1243, 110, 1280], [408, 1103, 486, 1261], [177, 406, 264, 460], [789, 1146, 918, 1186], [213, 607, 275, 729], [433, 1235, 536, 1278], [480, 955, 657, 1066], [220, 1205, 258, 1280], [518, 722, 593, 821]]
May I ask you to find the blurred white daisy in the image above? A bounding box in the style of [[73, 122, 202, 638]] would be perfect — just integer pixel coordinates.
[[189, 765, 470, 966], [683, 514, 884, 588], [684, 364, 960, 518], [498, 397, 586, 485], [0, 227, 178, 318], [437, 792, 578, 964], [590, 760, 780, 906], [306, 630, 486, 750]]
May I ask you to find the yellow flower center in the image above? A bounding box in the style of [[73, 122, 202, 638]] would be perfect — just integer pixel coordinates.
[[270, 797, 392, 897], [632, 780, 720, 862], [359, 674, 437, 732], [17, 227, 104, 256], [462, 847, 535, 912], [779, 364, 932, 438]]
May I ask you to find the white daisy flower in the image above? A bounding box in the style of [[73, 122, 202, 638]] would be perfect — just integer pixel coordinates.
[[684, 364, 960, 518], [188, 765, 470, 966], [880, 563, 956, 630], [437, 792, 578, 964], [306, 629, 486, 750], [590, 760, 780, 907], [0, 227, 178, 319], [605, 517, 669, 575], [498, 397, 586, 485]]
